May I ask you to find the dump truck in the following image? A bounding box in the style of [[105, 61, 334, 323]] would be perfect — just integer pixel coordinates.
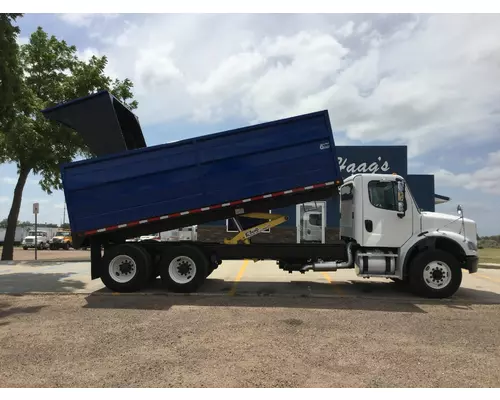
[[49, 229, 72, 250], [41, 91, 479, 298]]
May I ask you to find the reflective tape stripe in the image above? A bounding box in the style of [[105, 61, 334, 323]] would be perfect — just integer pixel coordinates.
[[83, 181, 338, 235]]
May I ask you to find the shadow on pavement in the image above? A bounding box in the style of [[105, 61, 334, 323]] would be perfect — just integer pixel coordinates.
[[0, 301, 46, 327], [0, 273, 85, 294], [83, 276, 500, 314], [84, 291, 427, 313]]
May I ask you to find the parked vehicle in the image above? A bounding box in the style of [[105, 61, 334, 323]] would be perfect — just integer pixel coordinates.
[[41, 91, 479, 299], [299, 208, 323, 243], [133, 227, 197, 243], [49, 229, 72, 250], [22, 230, 51, 250], [0, 227, 28, 246]]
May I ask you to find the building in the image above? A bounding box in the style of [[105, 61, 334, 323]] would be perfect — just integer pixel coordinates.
[[197, 145, 450, 244]]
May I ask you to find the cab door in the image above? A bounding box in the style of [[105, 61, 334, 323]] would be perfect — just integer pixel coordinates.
[[362, 177, 413, 248]]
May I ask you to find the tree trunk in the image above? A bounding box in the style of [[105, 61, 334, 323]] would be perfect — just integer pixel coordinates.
[[1, 166, 31, 261]]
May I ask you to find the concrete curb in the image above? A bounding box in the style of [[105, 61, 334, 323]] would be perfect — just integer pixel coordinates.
[[478, 263, 500, 270], [0, 259, 90, 266]]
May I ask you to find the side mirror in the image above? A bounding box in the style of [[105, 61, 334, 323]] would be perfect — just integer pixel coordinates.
[[457, 204, 463, 217], [396, 180, 406, 218]]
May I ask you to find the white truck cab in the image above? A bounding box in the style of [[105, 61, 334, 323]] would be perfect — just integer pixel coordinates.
[[22, 230, 51, 250], [337, 173, 479, 298]]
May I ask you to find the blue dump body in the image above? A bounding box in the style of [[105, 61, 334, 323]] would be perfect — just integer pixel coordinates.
[[42, 92, 342, 236]]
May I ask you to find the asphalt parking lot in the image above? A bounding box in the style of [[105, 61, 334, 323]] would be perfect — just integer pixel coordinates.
[[1, 260, 500, 387]]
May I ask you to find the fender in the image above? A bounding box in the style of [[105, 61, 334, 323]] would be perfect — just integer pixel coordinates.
[[398, 230, 473, 279]]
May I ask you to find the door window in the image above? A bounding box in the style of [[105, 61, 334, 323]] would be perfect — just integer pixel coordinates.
[[309, 214, 322, 226], [368, 181, 398, 211]]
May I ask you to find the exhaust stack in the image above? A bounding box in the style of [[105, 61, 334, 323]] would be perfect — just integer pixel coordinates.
[[41, 90, 147, 157]]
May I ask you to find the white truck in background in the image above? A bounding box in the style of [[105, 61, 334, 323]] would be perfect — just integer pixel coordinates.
[[21, 229, 53, 250], [131, 226, 198, 243], [300, 208, 323, 243]]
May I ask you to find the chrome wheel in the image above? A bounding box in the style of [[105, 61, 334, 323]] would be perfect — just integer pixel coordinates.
[[109, 255, 137, 283], [168, 256, 197, 284], [423, 260, 452, 290]]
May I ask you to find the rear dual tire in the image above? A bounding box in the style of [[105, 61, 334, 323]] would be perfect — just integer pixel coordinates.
[[159, 245, 208, 293], [100, 243, 210, 293], [100, 243, 153, 292]]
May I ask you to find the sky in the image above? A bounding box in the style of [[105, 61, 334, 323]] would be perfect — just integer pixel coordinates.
[[0, 13, 499, 235]]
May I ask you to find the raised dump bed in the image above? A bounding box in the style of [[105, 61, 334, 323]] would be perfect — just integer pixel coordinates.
[[42, 91, 343, 248]]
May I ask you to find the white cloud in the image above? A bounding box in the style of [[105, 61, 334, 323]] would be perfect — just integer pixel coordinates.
[[59, 13, 119, 27], [16, 36, 29, 46], [0, 196, 9, 203], [356, 21, 371, 35], [25, 199, 50, 204], [77, 14, 500, 159], [76, 47, 101, 62], [1, 177, 17, 184], [53, 203, 65, 209], [2, 177, 38, 186], [433, 150, 500, 195], [336, 21, 355, 38], [465, 157, 483, 166]]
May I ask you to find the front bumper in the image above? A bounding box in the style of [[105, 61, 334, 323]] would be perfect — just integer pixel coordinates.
[[464, 255, 479, 273]]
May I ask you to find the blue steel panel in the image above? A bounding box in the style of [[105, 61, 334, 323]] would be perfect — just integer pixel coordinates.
[[62, 110, 341, 233], [211, 146, 438, 230], [406, 174, 435, 212], [208, 145, 409, 228]]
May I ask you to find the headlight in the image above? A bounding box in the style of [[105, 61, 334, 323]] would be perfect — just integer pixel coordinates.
[[467, 241, 477, 251]]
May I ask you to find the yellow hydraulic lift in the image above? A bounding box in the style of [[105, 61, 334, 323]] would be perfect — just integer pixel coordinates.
[[224, 212, 288, 245]]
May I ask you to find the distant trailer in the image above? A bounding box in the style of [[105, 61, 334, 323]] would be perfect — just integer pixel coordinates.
[[0, 227, 27, 245]]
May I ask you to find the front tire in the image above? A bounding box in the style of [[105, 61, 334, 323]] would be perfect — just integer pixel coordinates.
[[100, 244, 152, 292], [159, 245, 208, 293], [408, 249, 462, 299]]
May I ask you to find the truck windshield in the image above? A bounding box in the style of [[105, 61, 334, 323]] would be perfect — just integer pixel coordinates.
[[55, 232, 69, 236]]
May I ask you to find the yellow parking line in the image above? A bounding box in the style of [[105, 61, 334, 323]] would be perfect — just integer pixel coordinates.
[[475, 273, 500, 284], [321, 271, 343, 293], [321, 271, 333, 283], [228, 259, 249, 296]]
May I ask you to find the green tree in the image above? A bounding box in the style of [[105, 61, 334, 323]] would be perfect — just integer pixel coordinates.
[[0, 13, 23, 133], [1, 27, 138, 260]]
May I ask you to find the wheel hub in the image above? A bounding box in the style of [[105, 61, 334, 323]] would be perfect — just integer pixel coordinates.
[[109, 255, 137, 284], [431, 268, 444, 281], [168, 256, 197, 284], [177, 261, 192, 276], [423, 261, 452, 289], [118, 260, 134, 276]]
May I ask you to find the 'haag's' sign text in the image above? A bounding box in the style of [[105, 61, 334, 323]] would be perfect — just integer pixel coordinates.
[[338, 156, 391, 174]]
